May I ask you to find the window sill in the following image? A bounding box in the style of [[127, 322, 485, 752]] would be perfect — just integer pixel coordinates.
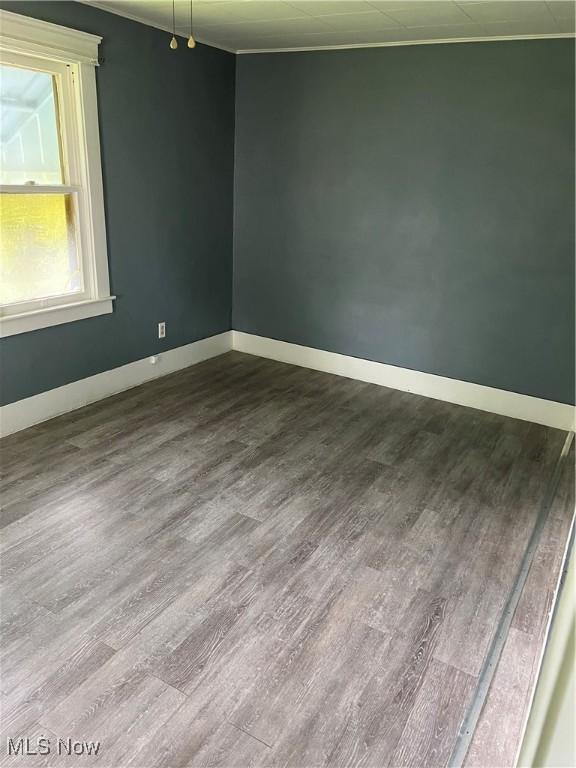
[[0, 296, 115, 338]]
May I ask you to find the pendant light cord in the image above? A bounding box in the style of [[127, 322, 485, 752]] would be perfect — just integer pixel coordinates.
[[188, 0, 196, 48], [169, 0, 178, 48]]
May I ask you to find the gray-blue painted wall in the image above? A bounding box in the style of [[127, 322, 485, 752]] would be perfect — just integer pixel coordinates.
[[0, 1, 236, 406], [233, 41, 575, 405], [1, 6, 573, 408]]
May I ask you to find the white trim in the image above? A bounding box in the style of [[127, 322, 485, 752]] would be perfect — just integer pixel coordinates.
[[0, 296, 115, 338], [0, 9, 101, 65], [0, 332, 232, 437], [74, 58, 110, 300], [236, 32, 575, 55], [232, 332, 575, 432], [2, 329, 572, 438], [0, 184, 80, 194]]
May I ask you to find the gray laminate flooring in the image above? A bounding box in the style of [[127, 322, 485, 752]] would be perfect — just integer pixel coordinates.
[[0, 352, 573, 768]]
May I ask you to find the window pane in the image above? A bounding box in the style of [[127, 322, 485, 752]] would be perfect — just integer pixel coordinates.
[[0, 64, 63, 184], [0, 194, 80, 305]]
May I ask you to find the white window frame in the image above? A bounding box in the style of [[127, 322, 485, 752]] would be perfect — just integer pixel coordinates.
[[0, 9, 114, 337]]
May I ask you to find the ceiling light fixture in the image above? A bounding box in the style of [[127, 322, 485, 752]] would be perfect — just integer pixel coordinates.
[[169, 0, 178, 49], [188, 0, 196, 48]]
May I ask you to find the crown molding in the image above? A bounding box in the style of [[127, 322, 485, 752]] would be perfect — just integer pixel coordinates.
[[236, 32, 575, 55]]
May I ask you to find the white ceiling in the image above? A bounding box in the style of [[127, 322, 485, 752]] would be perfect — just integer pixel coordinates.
[[83, 1, 576, 53]]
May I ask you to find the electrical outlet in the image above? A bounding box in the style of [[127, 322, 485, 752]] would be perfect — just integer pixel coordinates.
[[158, 322, 166, 339]]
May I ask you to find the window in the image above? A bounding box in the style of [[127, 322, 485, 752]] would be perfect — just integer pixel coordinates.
[[0, 10, 113, 337]]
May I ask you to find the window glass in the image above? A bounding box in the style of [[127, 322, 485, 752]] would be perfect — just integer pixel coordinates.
[[0, 63, 63, 184], [0, 194, 79, 305]]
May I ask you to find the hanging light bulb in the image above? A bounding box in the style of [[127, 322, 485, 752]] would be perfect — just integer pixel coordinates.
[[169, 0, 178, 49], [188, 0, 196, 49]]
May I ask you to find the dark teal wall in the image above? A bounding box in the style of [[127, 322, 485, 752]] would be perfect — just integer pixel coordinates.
[[0, 1, 236, 406], [233, 41, 575, 405], [2, 10, 573, 408]]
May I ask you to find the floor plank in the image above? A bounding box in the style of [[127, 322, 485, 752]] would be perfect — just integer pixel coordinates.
[[0, 352, 571, 768]]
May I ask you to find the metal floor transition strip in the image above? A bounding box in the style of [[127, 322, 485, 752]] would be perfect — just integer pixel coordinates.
[[449, 429, 575, 768]]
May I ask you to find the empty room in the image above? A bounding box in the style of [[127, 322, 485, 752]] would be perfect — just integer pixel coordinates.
[[0, 1, 574, 766]]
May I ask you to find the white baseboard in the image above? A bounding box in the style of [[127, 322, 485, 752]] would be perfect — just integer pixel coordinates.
[[2, 329, 573, 437], [0, 331, 232, 437], [232, 331, 575, 432]]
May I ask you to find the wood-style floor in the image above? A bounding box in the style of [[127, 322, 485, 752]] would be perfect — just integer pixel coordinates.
[[1, 352, 573, 768]]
